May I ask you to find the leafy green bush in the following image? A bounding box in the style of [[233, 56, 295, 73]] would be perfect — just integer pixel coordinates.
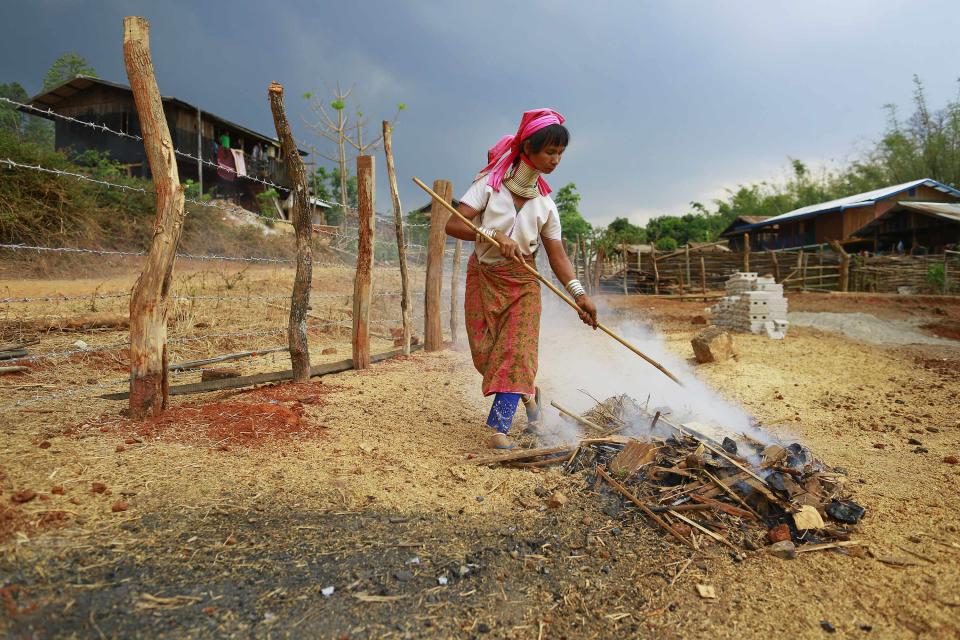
[[927, 263, 946, 293]]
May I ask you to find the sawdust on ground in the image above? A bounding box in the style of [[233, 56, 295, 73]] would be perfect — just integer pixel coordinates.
[[2, 281, 960, 638]]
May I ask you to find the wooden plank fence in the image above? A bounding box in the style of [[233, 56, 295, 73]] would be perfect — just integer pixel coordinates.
[[581, 242, 960, 296]]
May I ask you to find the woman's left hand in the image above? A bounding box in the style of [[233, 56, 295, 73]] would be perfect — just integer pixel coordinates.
[[575, 295, 598, 328]]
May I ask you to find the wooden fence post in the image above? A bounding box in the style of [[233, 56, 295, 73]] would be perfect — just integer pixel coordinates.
[[622, 241, 628, 295], [425, 179, 451, 351], [268, 81, 312, 382], [769, 249, 780, 282], [382, 121, 411, 355], [353, 156, 375, 368], [742, 233, 750, 272], [652, 252, 660, 295], [828, 239, 850, 292], [123, 16, 186, 418], [700, 255, 707, 295], [685, 245, 691, 287], [450, 238, 463, 343]]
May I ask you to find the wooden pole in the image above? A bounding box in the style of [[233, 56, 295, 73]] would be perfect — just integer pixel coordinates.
[[268, 81, 313, 382], [413, 178, 683, 386], [795, 249, 803, 291], [196, 107, 203, 196], [678, 256, 685, 294], [828, 239, 850, 293], [622, 241, 628, 295], [818, 244, 824, 288], [742, 233, 750, 272], [652, 252, 660, 295], [353, 155, 375, 368], [581, 236, 591, 295], [450, 238, 463, 343], [425, 179, 452, 351], [685, 245, 691, 288], [769, 249, 780, 282], [382, 121, 411, 355], [802, 252, 808, 290], [123, 16, 186, 418], [700, 255, 707, 294]]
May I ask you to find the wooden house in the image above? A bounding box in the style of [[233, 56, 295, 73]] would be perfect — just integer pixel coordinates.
[[741, 179, 960, 251], [21, 75, 309, 209]]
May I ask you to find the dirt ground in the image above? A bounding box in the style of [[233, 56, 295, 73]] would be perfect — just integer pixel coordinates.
[[2, 266, 960, 639]]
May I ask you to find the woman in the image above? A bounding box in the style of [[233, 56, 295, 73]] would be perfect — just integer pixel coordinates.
[[445, 108, 598, 449]]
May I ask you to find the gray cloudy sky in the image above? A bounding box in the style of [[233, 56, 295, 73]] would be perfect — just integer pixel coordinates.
[[3, 0, 960, 226]]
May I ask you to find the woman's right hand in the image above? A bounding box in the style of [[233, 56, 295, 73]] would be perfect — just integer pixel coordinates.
[[494, 231, 522, 261]]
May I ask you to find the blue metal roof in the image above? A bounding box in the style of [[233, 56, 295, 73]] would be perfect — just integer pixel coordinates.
[[742, 178, 960, 230]]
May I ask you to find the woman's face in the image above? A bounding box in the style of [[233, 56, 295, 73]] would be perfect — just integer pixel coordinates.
[[523, 142, 565, 174]]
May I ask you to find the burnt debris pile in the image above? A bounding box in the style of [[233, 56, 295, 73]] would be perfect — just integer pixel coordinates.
[[471, 395, 866, 557]]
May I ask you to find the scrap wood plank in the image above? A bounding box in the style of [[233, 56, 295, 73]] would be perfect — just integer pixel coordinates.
[[468, 445, 575, 466], [100, 345, 422, 400], [0, 366, 29, 375], [609, 441, 659, 477]]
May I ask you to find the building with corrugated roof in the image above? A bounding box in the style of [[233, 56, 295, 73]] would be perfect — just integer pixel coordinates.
[[740, 178, 960, 252]]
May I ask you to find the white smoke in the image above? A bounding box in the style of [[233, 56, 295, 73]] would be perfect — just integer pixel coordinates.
[[534, 293, 778, 447]]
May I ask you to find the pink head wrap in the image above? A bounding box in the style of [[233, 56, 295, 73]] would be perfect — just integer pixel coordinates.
[[478, 108, 566, 196]]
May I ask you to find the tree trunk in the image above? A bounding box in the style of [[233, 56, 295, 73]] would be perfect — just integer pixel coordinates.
[[123, 16, 186, 418], [425, 179, 451, 351], [268, 81, 312, 382], [382, 121, 412, 355], [353, 155, 375, 368]]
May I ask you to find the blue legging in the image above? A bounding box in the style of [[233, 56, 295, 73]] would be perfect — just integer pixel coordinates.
[[487, 392, 522, 434]]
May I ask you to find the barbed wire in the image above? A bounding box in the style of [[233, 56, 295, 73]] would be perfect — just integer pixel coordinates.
[[1, 95, 290, 192], [0, 288, 440, 306], [0, 242, 295, 264], [1, 156, 440, 260], [1, 96, 441, 226]]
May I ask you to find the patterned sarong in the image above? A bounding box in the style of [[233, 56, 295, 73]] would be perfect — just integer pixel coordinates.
[[464, 254, 541, 396]]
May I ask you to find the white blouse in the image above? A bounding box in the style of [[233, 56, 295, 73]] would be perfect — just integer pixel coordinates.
[[460, 177, 563, 265]]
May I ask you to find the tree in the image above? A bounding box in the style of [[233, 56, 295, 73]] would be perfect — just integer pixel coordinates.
[[0, 82, 28, 137], [602, 216, 645, 248], [310, 165, 356, 226], [43, 53, 97, 91], [1, 81, 53, 147], [303, 83, 404, 216], [553, 183, 592, 242]]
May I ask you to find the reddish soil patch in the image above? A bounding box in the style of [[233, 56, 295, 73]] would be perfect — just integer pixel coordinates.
[[239, 380, 339, 404], [1, 584, 38, 618], [921, 319, 960, 340], [0, 503, 71, 544], [915, 354, 960, 382], [99, 381, 340, 448]]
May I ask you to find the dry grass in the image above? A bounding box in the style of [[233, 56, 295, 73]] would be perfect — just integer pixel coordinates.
[[2, 269, 959, 638]]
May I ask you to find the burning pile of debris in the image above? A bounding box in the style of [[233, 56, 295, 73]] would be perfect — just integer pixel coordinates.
[[471, 395, 865, 558]]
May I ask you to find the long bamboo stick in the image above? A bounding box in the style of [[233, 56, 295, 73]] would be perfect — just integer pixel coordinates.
[[412, 178, 683, 385]]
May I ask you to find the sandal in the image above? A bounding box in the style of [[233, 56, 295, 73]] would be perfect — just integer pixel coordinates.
[[487, 432, 515, 450]]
